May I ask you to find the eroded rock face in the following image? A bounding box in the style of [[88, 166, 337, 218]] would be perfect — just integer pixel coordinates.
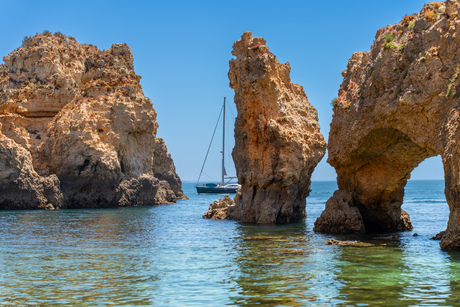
[[0, 126, 62, 210], [0, 32, 185, 209], [314, 190, 365, 233], [226, 32, 326, 223], [314, 1, 460, 249]]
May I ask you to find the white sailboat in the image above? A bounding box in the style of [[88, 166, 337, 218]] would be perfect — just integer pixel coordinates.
[[195, 97, 240, 194]]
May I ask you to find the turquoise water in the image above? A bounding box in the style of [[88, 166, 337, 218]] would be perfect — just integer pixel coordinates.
[[1, 180, 459, 306]]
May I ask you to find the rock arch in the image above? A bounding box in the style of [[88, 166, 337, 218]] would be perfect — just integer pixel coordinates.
[[314, 1, 460, 249]]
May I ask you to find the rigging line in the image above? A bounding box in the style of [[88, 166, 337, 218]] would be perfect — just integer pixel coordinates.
[[202, 171, 218, 182], [228, 102, 236, 120], [225, 113, 236, 170], [223, 101, 235, 173], [196, 104, 224, 187]]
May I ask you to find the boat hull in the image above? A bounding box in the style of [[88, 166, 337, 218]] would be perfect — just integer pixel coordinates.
[[196, 186, 239, 194]]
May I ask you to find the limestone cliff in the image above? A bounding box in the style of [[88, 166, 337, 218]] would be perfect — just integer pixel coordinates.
[[314, 1, 460, 249], [225, 31, 326, 223], [0, 31, 185, 209], [0, 124, 62, 209]]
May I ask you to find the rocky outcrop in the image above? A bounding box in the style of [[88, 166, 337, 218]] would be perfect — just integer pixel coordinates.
[[431, 230, 446, 240], [0, 31, 185, 209], [314, 190, 365, 233], [226, 32, 326, 223], [203, 195, 234, 220], [0, 125, 62, 210], [314, 1, 460, 249]]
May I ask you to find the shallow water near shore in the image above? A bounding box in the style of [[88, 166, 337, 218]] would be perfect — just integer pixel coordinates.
[[1, 180, 459, 306]]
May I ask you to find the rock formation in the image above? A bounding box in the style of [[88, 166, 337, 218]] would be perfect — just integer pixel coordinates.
[[431, 230, 446, 240], [314, 1, 460, 249], [0, 124, 63, 209], [203, 195, 234, 220], [224, 31, 326, 223], [0, 31, 185, 209], [315, 190, 365, 233]]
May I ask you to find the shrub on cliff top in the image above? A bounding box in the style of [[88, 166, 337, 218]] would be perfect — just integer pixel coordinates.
[[446, 68, 459, 98], [402, 14, 415, 27], [383, 34, 404, 51], [331, 98, 338, 108], [430, 2, 442, 10], [425, 10, 437, 22], [385, 34, 394, 44]]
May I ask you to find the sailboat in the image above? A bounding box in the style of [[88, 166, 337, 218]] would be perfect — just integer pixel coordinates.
[[195, 97, 241, 194]]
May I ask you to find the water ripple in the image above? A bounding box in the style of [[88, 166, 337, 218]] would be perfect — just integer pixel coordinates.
[[0, 181, 458, 305]]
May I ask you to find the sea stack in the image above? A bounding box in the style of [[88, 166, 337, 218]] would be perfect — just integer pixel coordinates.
[[224, 31, 326, 223], [0, 31, 185, 209], [313, 1, 460, 249]]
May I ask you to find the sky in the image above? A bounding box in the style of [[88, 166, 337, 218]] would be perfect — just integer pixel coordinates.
[[0, 0, 445, 182]]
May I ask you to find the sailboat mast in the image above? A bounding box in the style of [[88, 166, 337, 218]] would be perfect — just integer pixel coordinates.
[[222, 97, 226, 185]]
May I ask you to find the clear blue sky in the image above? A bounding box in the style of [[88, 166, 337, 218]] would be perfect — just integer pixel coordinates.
[[0, 0, 444, 182]]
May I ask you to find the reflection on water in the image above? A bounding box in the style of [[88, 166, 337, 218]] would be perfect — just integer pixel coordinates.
[[0, 181, 460, 305], [332, 235, 414, 306], [0, 208, 160, 305], [230, 223, 315, 306]]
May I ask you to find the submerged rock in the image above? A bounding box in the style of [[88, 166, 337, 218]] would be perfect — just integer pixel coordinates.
[[314, 1, 460, 249], [225, 31, 326, 223], [0, 32, 185, 209], [324, 238, 382, 247]]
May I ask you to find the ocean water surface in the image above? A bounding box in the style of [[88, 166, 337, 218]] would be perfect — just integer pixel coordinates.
[[1, 180, 459, 306]]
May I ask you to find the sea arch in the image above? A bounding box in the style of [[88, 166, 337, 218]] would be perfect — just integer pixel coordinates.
[[315, 118, 460, 249], [314, 1, 460, 249], [333, 127, 437, 232]]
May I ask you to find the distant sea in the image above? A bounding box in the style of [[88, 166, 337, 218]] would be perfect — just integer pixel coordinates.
[[1, 180, 459, 306]]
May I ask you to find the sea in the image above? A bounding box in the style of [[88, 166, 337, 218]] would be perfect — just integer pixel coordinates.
[[1, 180, 459, 306]]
